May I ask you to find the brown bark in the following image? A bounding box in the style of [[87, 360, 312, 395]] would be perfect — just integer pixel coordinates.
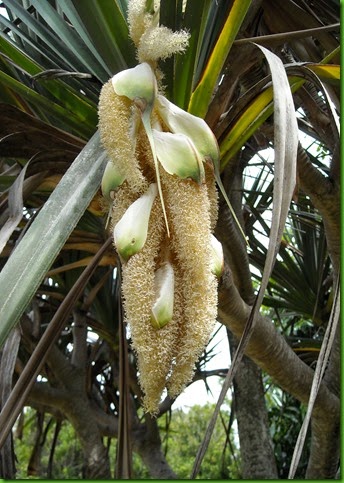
[[215, 162, 278, 478], [45, 345, 111, 479], [228, 331, 278, 479], [132, 416, 177, 479]]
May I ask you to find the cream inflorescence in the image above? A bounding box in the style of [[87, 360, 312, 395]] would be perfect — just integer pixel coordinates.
[[97, 0, 223, 414]]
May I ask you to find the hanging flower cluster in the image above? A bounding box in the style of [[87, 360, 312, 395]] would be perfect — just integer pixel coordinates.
[[98, 0, 223, 414]]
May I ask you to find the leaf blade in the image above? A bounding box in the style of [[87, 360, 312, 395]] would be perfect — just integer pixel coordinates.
[[188, 0, 252, 117], [0, 132, 107, 349]]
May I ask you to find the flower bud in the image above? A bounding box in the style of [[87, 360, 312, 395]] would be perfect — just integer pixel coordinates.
[[113, 183, 157, 261], [101, 161, 126, 200], [210, 234, 224, 278], [112, 62, 157, 112], [152, 130, 205, 183], [150, 262, 175, 329], [156, 95, 220, 163]]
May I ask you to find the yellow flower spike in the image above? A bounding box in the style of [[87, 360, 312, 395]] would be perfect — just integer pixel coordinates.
[[210, 234, 224, 278], [121, 200, 179, 414], [98, 81, 147, 195], [150, 262, 175, 329], [152, 130, 204, 183], [158, 169, 218, 399], [113, 183, 157, 261], [101, 161, 126, 201]]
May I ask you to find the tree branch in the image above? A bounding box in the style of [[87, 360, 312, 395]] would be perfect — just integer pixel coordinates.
[[297, 144, 340, 275], [218, 263, 340, 477]]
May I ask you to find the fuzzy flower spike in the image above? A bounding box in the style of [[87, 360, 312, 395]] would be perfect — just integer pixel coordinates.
[[98, 0, 223, 414]]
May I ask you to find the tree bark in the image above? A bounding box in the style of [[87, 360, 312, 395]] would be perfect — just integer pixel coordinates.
[[132, 416, 177, 479], [215, 160, 279, 479], [45, 344, 112, 479], [228, 330, 278, 479], [296, 143, 341, 478]]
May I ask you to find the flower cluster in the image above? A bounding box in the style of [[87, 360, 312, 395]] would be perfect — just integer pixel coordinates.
[[97, 1, 223, 414]]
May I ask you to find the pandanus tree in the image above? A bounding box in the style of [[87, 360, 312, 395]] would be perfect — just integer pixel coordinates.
[[0, 0, 340, 479]]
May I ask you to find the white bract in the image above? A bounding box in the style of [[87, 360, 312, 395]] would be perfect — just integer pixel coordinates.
[[156, 94, 220, 164], [113, 183, 157, 261], [101, 161, 126, 201], [112, 62, 157, 111], [153, 130, 204, 183], [210, 234, 224, 278], [151, 262, 175, 329]]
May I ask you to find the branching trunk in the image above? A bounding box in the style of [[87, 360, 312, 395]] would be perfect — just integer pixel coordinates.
[[62, 396, 111, 479], [216, 160, 279, 478], [27, 340, 177, 479], [296, 143, 341, 478], [133, 416, 177, 479]]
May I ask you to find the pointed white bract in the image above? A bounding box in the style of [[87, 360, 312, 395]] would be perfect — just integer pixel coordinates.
[[112, 62, 157, 111], [113, 183, 157, 261], [101, 161, 126, 200], [156, 94, 220, 164], [210, 234, 224, 278], [153, 130, 204, 183], [150, 262, 175, 329]]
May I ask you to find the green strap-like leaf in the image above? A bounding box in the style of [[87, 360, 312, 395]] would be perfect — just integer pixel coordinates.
[[0, 69, 95, 138], [188, 0, 252, 117], [0, 132, 107, 349], [219, 76, 304, 169], [56, 0, 113, 78], [1, 0, 87, 74], [30, 0, 110, 81], [306, 64, 340, 84], [173, 0, 212, 109], [67, 0, 135, 75]]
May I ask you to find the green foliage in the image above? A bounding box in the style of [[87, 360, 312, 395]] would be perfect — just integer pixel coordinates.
[[162, 403, 241, 479], [265, 383, 309, 478]]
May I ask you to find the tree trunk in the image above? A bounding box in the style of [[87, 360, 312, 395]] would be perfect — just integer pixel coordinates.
[[62, 396, 111, 479], [132, 415, 177, 479], [228, 330, 278, 479]]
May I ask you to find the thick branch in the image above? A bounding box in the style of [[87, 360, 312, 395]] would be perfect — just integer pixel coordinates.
[[132, 416, 177, 479], [216, 159, 256, 305], [297, 144, 340, 275], [218, 265, 339, 411], [218, 264, 340, 478], [28, 357, 176, 479]]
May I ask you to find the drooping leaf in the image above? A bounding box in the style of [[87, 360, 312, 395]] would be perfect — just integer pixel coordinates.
[[191, 43, 299, 478]]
